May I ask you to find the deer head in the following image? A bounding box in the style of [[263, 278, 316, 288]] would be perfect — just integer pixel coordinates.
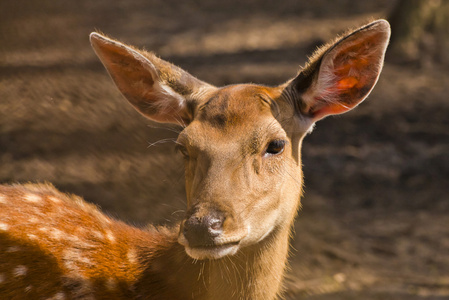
[[90, 20, 390, 261]]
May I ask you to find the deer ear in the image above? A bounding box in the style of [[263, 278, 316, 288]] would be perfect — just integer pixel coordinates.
[[90, 33, 214, 125], [287, 20, 390, 121]]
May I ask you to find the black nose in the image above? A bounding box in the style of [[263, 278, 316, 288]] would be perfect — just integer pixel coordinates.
[[183, 210, 224, 247]]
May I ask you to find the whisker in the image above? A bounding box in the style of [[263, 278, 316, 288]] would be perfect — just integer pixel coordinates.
[[146, 123, 182, 134], [147, 138, 177, 148]]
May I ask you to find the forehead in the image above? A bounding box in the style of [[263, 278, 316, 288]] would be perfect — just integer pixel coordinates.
[[179, 85, 289, 151], [196, 85, 276, 129]]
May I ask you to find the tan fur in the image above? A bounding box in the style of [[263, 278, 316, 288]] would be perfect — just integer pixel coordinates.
[[0, 20, 390, 299]]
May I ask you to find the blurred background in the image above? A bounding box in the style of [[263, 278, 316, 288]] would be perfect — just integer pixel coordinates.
[[1, 0, 448, 299]]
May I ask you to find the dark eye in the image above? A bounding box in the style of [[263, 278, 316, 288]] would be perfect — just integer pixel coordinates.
[[175, 145, 189, 158], [264, 140, 286, 156]]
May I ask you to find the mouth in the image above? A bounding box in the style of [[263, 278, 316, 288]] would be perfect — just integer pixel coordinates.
[[183, 241, 241, 260]]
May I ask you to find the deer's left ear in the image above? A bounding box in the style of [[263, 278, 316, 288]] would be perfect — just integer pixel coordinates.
[[286, 20, 390, 121]]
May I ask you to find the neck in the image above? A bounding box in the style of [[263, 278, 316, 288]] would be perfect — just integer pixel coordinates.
[[205, 224, 292, 300], [134, 223, 293, 300]]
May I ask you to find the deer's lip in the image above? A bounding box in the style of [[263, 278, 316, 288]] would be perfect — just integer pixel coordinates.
[[182, 240, 241, 260]]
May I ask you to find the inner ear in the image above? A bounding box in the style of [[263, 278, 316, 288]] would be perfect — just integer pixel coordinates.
[[288, 20, 390, 121], [317, 29, 386, 109]]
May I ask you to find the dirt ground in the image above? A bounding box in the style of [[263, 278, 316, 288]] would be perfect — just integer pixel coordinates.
[[1, 0, 449, 299]]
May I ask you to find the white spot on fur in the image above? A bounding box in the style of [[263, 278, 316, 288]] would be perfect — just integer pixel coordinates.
[[63, 259, 79, 275], [91, 230, 104, 240], [27, 234, 37, 240], [65, 236, 95, 251], [25, 285, 33, 292], [0, 222, 9, 231], [13, 265, 28, 277], [24, 193, 41, 203], [62, 248, 93, 277], [62, 250, 83, 277], [0, 194, 6, 204], [46, 291, 66, 300], [78, 255, 92, 265], [28, 217, 39, 223], [105, 230, 115, 243], [6, 246, 20, 252], [0, 273, 5, 284], [51, 229, 63, 240], [127, 249, 137, 264], [66, 234, 80, 243], [48, 196, 61, 203], [39, 227, 49, 233]]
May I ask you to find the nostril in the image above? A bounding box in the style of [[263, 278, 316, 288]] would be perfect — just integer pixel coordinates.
[[207, 216, 224, 236], [209, 219, 222, 231]]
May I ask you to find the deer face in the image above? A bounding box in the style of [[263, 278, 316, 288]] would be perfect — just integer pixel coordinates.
[[176, 85, 305, 259], [90, 20, 390, 260]]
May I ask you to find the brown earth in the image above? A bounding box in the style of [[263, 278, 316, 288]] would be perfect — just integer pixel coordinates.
[[1, 0, 449, 299]]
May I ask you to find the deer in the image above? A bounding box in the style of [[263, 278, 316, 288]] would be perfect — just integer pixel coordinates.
[[0, 20, 390, 299]]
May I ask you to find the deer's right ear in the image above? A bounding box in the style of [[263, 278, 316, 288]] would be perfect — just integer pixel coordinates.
[[285, 20, 390, 122], [90, 33, 214, 125]]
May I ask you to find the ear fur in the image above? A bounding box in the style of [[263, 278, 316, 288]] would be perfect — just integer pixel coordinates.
[[90, 33, 214, 125], [287, 19, 391, 121]]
